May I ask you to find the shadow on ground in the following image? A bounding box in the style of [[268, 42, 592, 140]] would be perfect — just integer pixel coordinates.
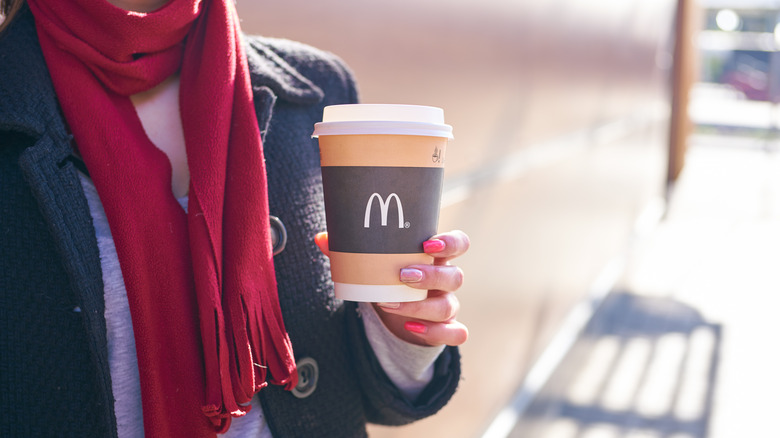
[[511, 291, 722, 438]]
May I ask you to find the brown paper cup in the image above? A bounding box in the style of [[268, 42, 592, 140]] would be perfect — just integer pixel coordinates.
[[313, 104, 452, 302]]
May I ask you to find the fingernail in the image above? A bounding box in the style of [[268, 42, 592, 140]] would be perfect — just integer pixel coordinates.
[[423, 239, 446, 254], [400, 268, 424, 283], [405, 321, 428, 334], [377, 302, 400, 309]]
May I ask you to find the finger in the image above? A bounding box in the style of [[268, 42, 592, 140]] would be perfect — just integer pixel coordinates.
[[398, 264, 464, 292], [376, 291, 460, 323], [423, 230, 470, 262], [314, 231, 330, 256], [403, 319, 469, 347]]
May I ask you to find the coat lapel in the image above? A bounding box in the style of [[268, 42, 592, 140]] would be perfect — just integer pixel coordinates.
[[1, 8, 120, 436]]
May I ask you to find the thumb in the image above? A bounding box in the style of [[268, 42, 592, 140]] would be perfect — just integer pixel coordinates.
[[314, 232, 330, 257]]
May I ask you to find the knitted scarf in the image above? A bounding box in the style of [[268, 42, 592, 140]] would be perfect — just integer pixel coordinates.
[[27, 0, 297, 435]]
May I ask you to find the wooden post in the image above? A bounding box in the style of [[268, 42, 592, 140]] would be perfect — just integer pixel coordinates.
[[668, 0, 699, 183]]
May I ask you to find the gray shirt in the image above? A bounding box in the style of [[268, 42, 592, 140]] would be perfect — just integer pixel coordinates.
[[79, 173, 443, 438]]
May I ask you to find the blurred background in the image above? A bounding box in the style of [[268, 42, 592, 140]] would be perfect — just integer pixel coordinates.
[[238, 1, 780, 437]]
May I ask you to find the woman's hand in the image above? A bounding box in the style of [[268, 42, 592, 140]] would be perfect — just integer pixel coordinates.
[[315, 230, 470, 347]]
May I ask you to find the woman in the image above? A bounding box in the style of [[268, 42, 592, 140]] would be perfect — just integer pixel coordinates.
[[0, 0, 469, 437]]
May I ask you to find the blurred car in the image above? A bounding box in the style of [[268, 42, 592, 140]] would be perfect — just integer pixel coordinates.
[[720, 50, 771, 101]]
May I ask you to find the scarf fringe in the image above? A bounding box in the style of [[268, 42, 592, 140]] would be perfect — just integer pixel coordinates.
[[201, 289, 297, 429]]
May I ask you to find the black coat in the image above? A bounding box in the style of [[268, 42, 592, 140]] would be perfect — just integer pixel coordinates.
[[0, 8, 460, 437]]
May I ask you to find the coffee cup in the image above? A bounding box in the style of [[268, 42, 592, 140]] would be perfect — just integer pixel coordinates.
[[313, 104, 452, 302]]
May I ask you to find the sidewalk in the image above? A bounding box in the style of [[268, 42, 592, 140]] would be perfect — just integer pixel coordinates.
[[690, 83, 780, 133], [506, 132, 780, 437]]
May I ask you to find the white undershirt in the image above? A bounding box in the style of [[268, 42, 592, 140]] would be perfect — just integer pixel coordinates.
[[77, 173, 443, 438]]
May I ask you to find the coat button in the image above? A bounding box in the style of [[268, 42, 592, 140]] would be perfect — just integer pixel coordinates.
[[270, 215, 287, 256], [291, 357, 318, 399]]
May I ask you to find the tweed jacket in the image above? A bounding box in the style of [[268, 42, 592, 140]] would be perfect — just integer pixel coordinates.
[[0, 8, 460, 438]]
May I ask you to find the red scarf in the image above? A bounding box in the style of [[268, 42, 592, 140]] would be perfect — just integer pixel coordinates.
[[27, 0, 297, 435]]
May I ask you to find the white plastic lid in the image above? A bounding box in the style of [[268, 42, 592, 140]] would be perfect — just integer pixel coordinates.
[[312, 104, 453, 138]]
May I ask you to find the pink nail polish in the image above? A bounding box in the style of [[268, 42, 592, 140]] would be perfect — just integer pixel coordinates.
[[400, 268, 424, 283], [405, 321, 428, 334], [377, 302, 401, 309], [423, 239, 445, 254]]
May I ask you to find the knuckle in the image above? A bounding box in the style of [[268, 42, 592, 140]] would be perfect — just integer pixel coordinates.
[[437, 294, 458, 321], [428, 300, 446, 321], [430, 266, 448, 286], [451, 266, 464, 289], [432, 265, 463, 291], [449, 294, 461, 316], [436, 303, 453, 322]]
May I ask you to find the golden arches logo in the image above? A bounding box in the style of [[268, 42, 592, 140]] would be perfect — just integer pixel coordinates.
[[364, 193, 405, 228]]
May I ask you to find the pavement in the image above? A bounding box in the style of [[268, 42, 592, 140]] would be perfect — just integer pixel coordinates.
[[500, 112, 780, 437]]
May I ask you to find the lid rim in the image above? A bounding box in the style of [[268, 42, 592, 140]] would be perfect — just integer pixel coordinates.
[[312, 120, 454, 139]]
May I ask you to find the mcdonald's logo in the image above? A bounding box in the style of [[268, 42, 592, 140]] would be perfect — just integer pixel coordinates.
[[364, 193, 405, 228]]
